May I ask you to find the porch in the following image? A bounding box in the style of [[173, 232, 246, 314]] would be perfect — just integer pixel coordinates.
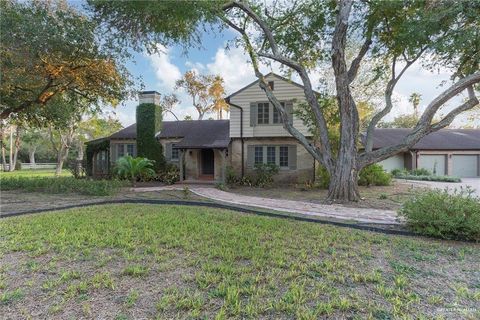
[[176, 147, 228, 183]]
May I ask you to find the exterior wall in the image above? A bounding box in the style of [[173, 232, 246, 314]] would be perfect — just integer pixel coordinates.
[[378, 154, 405, 172], [229, 74, 311, 138], [230, 137, 315, 183]]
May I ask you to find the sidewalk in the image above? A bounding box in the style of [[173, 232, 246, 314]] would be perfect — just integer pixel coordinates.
[[132, 186, 402, 225]]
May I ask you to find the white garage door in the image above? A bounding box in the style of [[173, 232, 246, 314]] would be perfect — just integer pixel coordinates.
[[452, 155, 478, 177], [418, 154, 446, 175], [379, 154, 404, 172]]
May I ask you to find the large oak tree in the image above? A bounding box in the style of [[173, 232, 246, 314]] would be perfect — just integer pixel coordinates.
[[88, 0, 480, 201]]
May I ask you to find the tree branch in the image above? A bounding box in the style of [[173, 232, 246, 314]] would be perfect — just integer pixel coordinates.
[[348, 36, 372, 84]]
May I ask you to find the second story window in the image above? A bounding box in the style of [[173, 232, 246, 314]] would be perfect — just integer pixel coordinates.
[[273, 102, 285, 124], [257, 102, 269, 124]]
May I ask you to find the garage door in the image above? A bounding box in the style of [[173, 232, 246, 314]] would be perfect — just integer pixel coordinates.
[[418, 154, 446, 175], [452, 155, 479, 177]]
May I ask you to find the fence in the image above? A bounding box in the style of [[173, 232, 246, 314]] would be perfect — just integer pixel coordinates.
[[2, 163, 57, 171]]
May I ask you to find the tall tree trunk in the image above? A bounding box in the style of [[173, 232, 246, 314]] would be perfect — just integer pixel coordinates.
[[327, 152, 360, 202], [55, 145, 69, 176], [29, 147, 37, 167], [8, 126, 14, 171], [1, 142, 6, 171], [11, 126, 21, 171]]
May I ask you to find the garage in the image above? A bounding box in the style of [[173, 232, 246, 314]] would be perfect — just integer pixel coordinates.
[[418, 154, 446, 175], [379, 154, 404, 172], [452, 155, 479, 177]]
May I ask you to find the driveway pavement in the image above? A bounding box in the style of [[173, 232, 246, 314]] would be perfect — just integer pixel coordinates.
[[133, 186, 402, 225], [401, 177, 480, 197]]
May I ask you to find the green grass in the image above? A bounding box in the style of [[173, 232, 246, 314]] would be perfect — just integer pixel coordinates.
[[0, 169, 71, 177], [0, 176, 128, 196], [0, 204, 479, 319]]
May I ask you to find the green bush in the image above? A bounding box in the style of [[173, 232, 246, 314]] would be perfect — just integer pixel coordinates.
[[395, 175, 461, 182], [157, 164, 179, 185], [253, 163, 279, 187], [225, 165, 240, 185], [358, 164, 392, 186], [0, 176, 127, 196], [114, 156, 156, 187], [315, 164, 391, 188], [400, 188, 480, 241], [410, 168, 431, 176]]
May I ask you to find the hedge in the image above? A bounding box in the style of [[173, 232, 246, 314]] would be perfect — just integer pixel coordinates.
[[136, 103, 165, 171]]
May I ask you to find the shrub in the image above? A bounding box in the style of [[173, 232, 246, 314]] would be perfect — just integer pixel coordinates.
[[410, 168, 431, 176], [316, 165, 330, 189], [358, 164, 392, 186], [67, 160, 85, 179], [395, 175, 461, 183], [115, 156, 156, 187], [400, 188, 480, 241], [225, 165, 240, 185], [391, 168, 409, 177], [253, 163, 279, 187], [0, 176, 127, 196], [157, 164, 179, 185]]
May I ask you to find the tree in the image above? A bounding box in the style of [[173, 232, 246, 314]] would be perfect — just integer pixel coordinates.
[[379, 114, 420, 129], [409, 93, 422, 117], [175, 71, 228, 120], [88, 0, 480, 202], [0, 0, 132, 121]]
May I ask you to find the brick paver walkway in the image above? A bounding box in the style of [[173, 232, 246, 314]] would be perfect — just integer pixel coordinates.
[[132, 186, 402, 225]]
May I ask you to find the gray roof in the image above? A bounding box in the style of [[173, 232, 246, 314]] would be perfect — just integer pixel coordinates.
[[371, 128, 480, 150], [107, 120, 230, 149]]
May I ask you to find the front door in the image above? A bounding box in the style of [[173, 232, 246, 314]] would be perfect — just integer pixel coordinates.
[[201, 149, 214, 175]]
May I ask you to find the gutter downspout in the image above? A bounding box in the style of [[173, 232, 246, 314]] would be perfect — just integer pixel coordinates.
[[225, 98, 244, 178]]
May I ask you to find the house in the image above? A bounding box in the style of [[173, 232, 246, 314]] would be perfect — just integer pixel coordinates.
[[86, 73, 480, 181], [374, 128, 480, 177]]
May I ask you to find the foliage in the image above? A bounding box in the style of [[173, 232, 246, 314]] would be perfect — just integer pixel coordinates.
[[317, 164, 391, 189], [114, 156, 155, 186], [157, 164, 180, 185], [379, 114, 420, 129], [395, 175, 461, 183], [358, 164, 392, 187], [0, 176, 126, 196], [0, 0, 132, 120], [174, 71, 228, 120], [67, 160, 85, 179], [85, 139, 110, 176], [400, 188, 480, 241], [253, 163, 279, 188], [136, 103, 165, 171], [215, 182, 228, 191], [225, 165, 240, 185]]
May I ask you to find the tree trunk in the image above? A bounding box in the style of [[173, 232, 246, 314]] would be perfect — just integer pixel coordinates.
[[327, 152, 360, 202], [11, 126, 21, 171], [9, 127, 14, 171], [29, 147, 37, 167], [55, 145, 69, 176]]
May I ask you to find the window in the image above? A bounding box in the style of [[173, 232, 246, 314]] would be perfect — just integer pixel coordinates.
[[268, 81, 274, 90], [273, 102, 285, 124], [126, 144, 135, 156], [279, 146, 289, 167], [267, 146, 276, 164], [257, 102, 269, 124], [117, 144, 125, 158], [254, 146, 264, 164], [171, 144, 179, 160]]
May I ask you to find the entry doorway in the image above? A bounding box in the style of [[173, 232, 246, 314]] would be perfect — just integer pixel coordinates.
[[201, 149, 214, 176]]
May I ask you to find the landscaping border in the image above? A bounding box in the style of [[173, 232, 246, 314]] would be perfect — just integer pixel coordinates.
[[0, 199, 422, 238]]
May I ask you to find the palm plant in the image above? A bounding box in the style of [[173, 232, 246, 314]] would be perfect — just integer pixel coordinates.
[[115, 156, 155, 187]]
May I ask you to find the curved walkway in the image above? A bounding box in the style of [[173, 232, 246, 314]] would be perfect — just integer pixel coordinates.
[[132, 186, 402, 225]]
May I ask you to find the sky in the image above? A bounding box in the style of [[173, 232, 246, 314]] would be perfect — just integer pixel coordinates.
[[71, 1, 476, 128]]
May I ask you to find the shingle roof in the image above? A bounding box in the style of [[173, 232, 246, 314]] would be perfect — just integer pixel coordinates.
[[370, 128, 480, 150], [107, 120, 230, 149], [159, 120, 230, 149]]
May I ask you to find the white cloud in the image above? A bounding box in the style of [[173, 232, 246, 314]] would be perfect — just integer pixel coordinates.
[[146, 45, 181, 91]]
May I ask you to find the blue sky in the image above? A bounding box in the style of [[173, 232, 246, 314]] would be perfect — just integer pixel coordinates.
[[70, 1, 476, 128]]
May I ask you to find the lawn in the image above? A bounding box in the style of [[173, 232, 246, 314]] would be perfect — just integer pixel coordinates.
[[230, 181, 422, 211], [0, 169, 71, 177], [1, 205, 478, 319]]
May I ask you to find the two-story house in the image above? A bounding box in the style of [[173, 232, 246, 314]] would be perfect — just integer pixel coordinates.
[[87, 72, 480, 180]]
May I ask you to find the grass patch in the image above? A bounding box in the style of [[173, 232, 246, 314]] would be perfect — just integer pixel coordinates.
[[395, 175, 461, 183], [0, 204, 479, 319], [0, 176, 128, 196], [0, 169, 70, 177]]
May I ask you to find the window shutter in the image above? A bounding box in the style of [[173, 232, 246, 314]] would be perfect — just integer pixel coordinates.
[[250, 102, 257, 127], [286, 101, 294, 124], [165, 143, 172, 161], [247, 145, 255, 168], [133, 144, 137, 157], [288, 145, 297, 170]]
